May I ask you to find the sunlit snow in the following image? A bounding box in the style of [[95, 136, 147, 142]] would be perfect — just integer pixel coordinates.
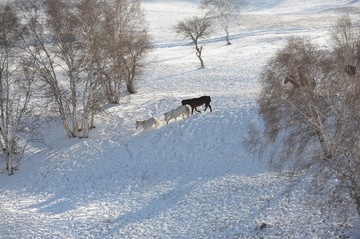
[[1, 0, 360, 238]]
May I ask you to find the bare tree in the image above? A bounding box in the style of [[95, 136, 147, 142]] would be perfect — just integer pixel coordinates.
[[330, 15, 360, 75], [102, 0, 150, 97], [45, 0, 86, 134], [0, 4, 40, 175], [15, 0, 79, 138], [121, 31, 150, 94], [201, 0, 247, 45], [175, 16, 212, 68], [76, 0, 107, 137], [245, 26, 360, 217]]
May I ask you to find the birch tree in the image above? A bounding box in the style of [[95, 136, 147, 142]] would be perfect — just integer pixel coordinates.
[[102, 0, 150, 98], [45, 0, 86, 134], [15, 0, 78, 138], [0, 4, 39, 175]]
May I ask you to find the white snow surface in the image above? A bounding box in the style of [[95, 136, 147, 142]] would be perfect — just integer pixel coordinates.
[[1, 0, 360, 238]]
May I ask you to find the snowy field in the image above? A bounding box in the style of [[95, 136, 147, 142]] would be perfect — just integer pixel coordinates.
[[1, 0, 360, 238]]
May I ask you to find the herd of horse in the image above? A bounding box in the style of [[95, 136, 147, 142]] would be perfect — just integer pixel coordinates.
[[137, 63, 357, 130], [136, 96, 212, 131]]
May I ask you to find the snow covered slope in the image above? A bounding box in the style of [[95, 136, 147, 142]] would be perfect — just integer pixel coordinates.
[[1, 0, 360, 238]]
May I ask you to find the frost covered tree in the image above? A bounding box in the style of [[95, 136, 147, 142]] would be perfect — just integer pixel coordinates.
[[0, 4, 40, 175], [201, 0, 247, 45], [175, 16, 212, 68], [245, 17, 360, 217]]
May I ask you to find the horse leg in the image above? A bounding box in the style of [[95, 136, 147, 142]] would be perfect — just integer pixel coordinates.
[[204, 104, 208, 112], [195, 107, 201, 113], [204, 103, 212, 112]]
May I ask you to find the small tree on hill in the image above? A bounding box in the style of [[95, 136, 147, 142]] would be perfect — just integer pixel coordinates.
[[175, 16, 212, 68], [245, 17, 360, 218]]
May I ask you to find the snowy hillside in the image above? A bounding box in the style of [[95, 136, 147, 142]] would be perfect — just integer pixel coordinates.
[[1, 0, 360, 238]]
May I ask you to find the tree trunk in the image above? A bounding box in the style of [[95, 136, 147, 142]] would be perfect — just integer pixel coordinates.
[[225, 28, 231, 45], [58, 99, 76, 138], [195, 42, 204, 68], [69, 71, 80, 133], [7, 155, 13, 176], [90, 111, 95, 129], [80, 110, 90, 138]]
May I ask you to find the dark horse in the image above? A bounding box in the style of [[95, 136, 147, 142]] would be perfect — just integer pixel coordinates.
[[181, 96, 212, 114], [345, 64, 356, 77]]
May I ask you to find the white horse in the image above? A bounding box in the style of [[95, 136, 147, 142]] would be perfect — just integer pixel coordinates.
[[164, 105, 190, 124], [136, 117, 160, 130]]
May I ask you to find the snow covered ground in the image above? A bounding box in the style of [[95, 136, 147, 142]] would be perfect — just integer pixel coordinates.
[[1, 0, 360, 238]]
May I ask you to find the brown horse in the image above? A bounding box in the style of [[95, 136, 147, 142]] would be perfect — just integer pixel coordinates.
[[345, 64, 356, 77], [283, 75, 316, 89], [181, 96, 212, 114]]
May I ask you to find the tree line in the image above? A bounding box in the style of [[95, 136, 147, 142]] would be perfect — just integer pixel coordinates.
[[0, 0, 150, 175]]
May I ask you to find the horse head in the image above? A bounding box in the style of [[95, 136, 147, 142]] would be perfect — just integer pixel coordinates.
[[283, 75, 300, 88]]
